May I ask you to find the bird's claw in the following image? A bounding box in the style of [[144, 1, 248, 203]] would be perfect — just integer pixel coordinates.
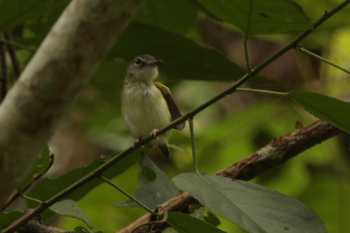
[[132, 138, 142, 148], [150, 129, 160, 140]]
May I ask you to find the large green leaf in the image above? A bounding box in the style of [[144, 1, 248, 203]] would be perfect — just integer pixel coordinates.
[[49, 199, 93, 229], [173, 173, 326, 233], [115, 155, 180, 209], [198, 0, 312, 35], [0, 0, 69, 32], [109, 22, 246, 81], [289, 91, 350, 132], [168, 212, 226, 233]]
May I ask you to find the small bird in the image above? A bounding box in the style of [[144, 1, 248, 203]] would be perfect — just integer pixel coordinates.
[[121, 55, 185, 159]]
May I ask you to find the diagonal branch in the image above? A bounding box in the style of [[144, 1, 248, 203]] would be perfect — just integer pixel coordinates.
[[119, 120, 343, 233]]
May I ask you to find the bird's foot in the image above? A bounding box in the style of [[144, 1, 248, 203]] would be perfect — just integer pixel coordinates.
[[150, 129, 160, 140], [132, 137, 142, 148]]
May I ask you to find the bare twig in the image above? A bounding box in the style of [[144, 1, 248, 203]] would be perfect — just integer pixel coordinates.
[[119, 121, 342, 233], [4, 31, 21, 78], [17, 212, 74, 233], [0, 35, 8, 100]]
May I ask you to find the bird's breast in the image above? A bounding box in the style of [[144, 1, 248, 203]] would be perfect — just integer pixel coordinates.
[[121, 83, 171, 138]]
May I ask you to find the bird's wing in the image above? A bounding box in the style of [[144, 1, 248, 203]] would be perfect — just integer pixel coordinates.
[[154, 82, 185, 130]]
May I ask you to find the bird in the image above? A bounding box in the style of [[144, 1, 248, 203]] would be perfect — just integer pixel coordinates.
[[121, 54, 185, 159]]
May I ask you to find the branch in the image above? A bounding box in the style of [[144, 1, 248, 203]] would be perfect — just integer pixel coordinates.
[[0, 0, 145, 208], [118, 120, 343, 233], [17, 212, 74, 233]]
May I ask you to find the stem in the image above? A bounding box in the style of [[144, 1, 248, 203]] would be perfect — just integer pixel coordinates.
[[0, 37, 36, 51], [188, 118, 200, 175], [20, 194, 44, 205], [98, 175, 158, 216], [0, 35, 8, 100], [297, 45, 350, 75], [4, 31, 21, 78], [3, 2, 349, 232], [236, 88, 288, 96], [244, 0, 253, 73]]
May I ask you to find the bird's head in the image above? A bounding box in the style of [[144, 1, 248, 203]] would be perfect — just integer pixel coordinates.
[[125, 54, 163, 84]]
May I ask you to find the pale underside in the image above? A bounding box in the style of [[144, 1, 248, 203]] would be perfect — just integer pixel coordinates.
[[121, 82, 171, 146]]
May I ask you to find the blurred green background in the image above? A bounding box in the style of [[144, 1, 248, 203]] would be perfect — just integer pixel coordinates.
[[1, 0, 350, 232]]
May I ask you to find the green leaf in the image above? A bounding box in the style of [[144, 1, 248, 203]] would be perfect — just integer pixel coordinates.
[[0, 211, 23, 229], [50, 199, 93, 229], [134, 0, 200, 35], [110, 22, 246, 81], [173, 173, 326, 233], [198, 0, 312, 35], [0, 0, 69, 32], [168, 212, 226, 233], [26, 152, 141, 213], [289, 91, 350, 132], [115, 155, 180, 209], [203, 209, 221, 226], [19, 146, 52, 190]]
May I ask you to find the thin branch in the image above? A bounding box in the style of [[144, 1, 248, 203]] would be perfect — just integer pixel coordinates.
[[0, 37, 35, 51], [296, 45, 350, 75], [18, 215, 74, 233], [99, 175, 158, 216], [0, 35, 8, 100], [188, 118, 200, 175], [119, 121, 343, 233], [4, 31, 21, 78], [236, 88, 288, 96], [244, 0, 253, 73]]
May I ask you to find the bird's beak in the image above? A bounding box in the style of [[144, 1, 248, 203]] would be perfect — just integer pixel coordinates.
[[150, 60, 163, 66]]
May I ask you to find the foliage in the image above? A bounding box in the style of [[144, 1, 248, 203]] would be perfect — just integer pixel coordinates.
[[1, 0, 350, 233]]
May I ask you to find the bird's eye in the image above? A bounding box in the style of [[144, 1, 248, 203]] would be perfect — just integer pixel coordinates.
[[135, 58, 142, 65]]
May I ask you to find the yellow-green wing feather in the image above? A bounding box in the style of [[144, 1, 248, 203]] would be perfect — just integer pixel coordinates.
[[154, 82, 185, 130]]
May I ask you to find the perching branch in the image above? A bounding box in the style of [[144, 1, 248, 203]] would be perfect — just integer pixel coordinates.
[[119, 120, 343, 233], [0, 0, 145, 209]]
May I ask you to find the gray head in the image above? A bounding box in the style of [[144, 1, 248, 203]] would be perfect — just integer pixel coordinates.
[[125, 55, 163, 83]]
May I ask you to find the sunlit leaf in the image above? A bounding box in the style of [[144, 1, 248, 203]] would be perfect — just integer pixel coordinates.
[[173, 173, 326, 233], [199, 0, 312, 35], [50, 200, 93, 229], [168, 212, 226, 233], [289, 91, 350, 132], [203, 209, 221, 227]]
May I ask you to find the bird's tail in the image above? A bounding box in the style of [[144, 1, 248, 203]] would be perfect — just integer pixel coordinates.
[[155, 136, 170, 159]]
